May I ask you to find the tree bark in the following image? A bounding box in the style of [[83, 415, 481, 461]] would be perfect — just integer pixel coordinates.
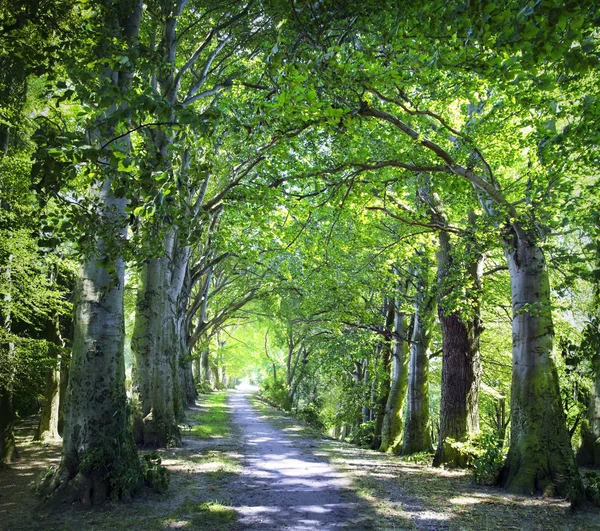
[[42, 180, 141, 505], [131, 251, 179, 447], [40, 1, 144, 504], [371, 298, 395, 450], [380, 281, 410, 453], [36, 314, 65, 442], [433, 223, 483, 467], [577, 373, 600, 466], [499, 227, 582, 499], [0, 388, 16, 464], [402, 268, 433, 455], [200, 349, 211, 386], [35, 352, 61, 442]]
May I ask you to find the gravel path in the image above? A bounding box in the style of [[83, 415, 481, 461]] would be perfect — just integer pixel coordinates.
[[229, 389, 371, 530]]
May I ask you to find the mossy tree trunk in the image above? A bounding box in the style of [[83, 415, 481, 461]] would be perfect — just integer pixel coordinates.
[[41, 1, 143, 504], [402, 263, 434, 455], [433, 223, 483, 467], [131, 248, 180, 447], [499, 227, 582, 498], [42, 183, 141, 505], [371, 298, 395, 450], [380, 278, 410, 453], [0, 388, 16, 464], [577, 373, 600, 466]]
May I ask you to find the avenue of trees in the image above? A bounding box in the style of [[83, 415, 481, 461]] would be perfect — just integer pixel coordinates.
[[1, 0, 599, 507]]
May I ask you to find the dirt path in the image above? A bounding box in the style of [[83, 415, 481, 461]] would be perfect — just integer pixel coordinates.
[[228, 389, 373, 530]]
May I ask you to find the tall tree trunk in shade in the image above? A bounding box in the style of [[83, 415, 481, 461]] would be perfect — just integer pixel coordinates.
[[380, 279, 410, 453], [43, 180, 141, 505], [0, 388, 16, 464], [371, 298, 395, 450], [577, 373, 600, 466], [402, 263, 434, 455], [499, 227, 581, 499], [36, 308, 65, 442], [131, 249, 179, 447], [1, 252, 16, 464], [434, 213, 483, 467]]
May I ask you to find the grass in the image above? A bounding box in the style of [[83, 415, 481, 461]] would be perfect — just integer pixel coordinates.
[[1, 391, 242, 531], [190, 392, 231, 439]]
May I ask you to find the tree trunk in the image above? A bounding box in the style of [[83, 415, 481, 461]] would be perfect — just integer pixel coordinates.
[[380, 283, 410, 453], [36, 315, 65, 442], [499, 228, 582, 499], [57, 350, 69, 436], [131, 251, 179, 447], [577, 373, 600, 466], [200, 349, 211, 386], [41, 1, 144, 504], [35, 352, 61, 442], [434, 225, 483, 467], [42, 180, 141, 505], [371, 299, 395, 450], [1, 253, 16, 464], [402, 270, 433, 455], [0, 388, 16, 464]]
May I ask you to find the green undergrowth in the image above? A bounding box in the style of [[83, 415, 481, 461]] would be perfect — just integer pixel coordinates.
[[190, 392, 231, 439], [176, 499, 237, 529]]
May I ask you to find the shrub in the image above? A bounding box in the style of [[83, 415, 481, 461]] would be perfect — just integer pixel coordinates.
[[297, 403, 324, 429], [259, 377, 292, 411], [445, 432, 507, 485], [350, 420, 376, 447], [141, 452, 170, 493], [584, 470, 600, 506]]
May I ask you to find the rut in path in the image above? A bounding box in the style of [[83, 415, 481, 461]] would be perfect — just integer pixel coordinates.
[[228, 389, 373, 530]]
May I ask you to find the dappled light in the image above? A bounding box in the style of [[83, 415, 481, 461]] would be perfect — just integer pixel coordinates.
[[2, 1, 600, 529]]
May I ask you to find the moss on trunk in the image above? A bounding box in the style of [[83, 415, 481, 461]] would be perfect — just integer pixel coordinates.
[[500, 227, 582, 502]]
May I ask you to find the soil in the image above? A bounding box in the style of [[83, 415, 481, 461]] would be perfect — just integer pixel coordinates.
[[228, 389, 375, 529]]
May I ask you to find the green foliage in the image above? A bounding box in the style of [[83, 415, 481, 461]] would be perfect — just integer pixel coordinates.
[[140, 452, 170, 494], [583, 470, 600, 507], [445, 433, 507, 485], [259, 376, 292, 411], [296, 403, 324, 430], [350, 420, 376, 448], [195, 381, 213, 394]]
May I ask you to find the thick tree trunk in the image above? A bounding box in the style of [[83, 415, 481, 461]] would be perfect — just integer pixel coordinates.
[[577, 373, 600, 466], [40, 0, 143, 505], [499, 229, 582, 499], [41, 181, 141, 505], [434, 227, 483, 467], [0, 389, 16, 464], [200, 349, 211, 385], [380, 284, 410, 453], [131, 252, 179, 447], [371, 299, 395, 450], [402, 278, 433, 455], [57, 351, 69, 436]]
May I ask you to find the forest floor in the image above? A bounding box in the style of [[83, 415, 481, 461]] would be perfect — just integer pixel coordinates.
[[0, 389, 599, 530]]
